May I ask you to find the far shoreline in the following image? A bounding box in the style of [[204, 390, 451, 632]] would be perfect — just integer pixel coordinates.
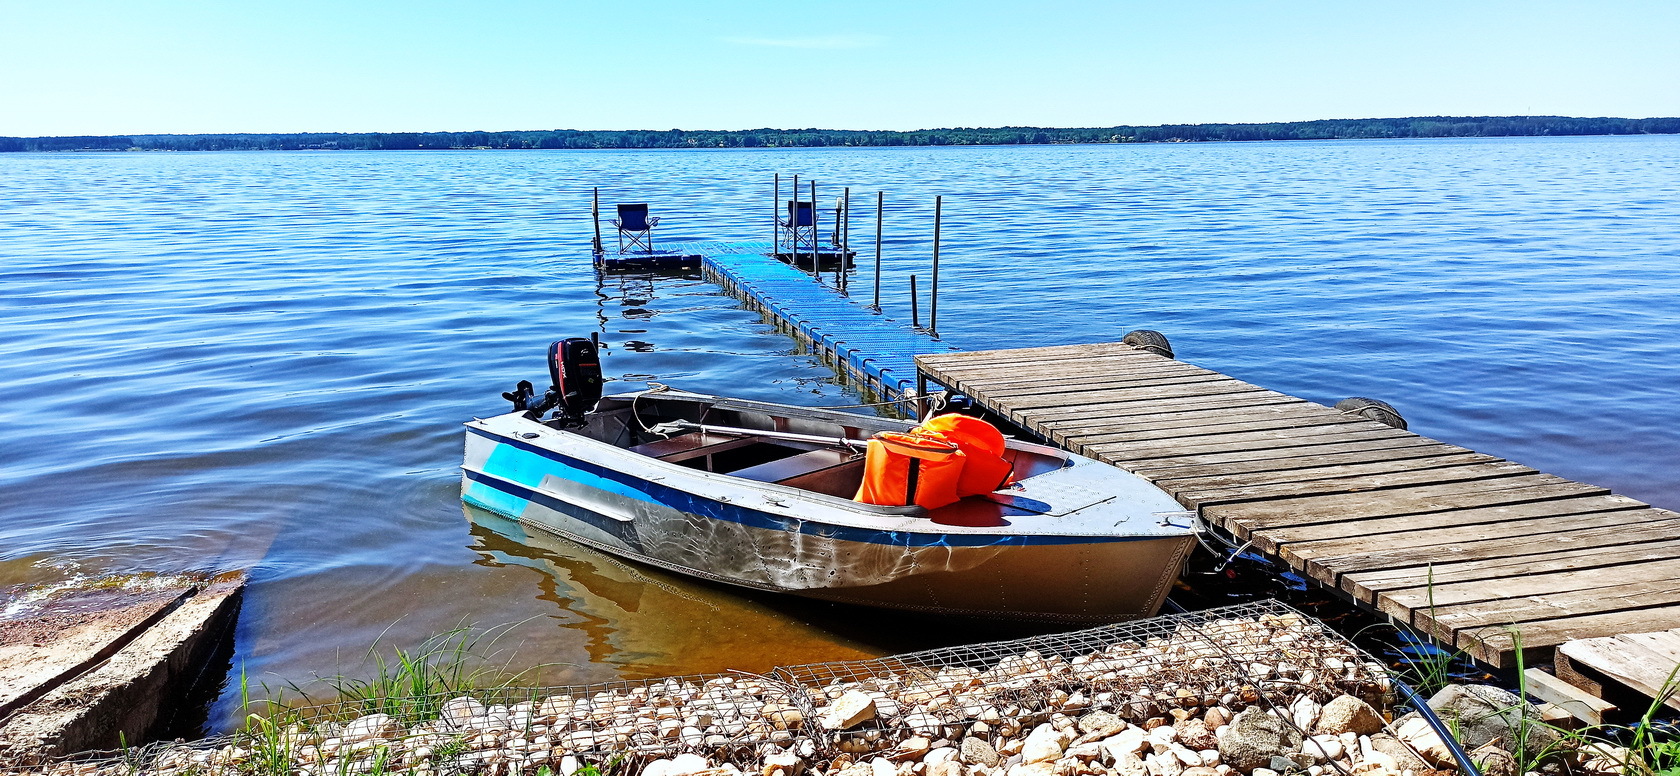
[[5, 115, 1678, 154]]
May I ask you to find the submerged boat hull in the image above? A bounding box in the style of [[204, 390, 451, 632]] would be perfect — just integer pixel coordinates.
[[462, 406, 1196, 622]]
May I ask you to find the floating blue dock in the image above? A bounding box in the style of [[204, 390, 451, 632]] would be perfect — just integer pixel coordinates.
[[665, 241, 962, 402]]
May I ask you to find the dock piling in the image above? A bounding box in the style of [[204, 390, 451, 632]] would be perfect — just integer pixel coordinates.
[[790, 175, 799, 269], [772, 174, 780, 256], [871, 192, 883, 311], [809, 180, 818, 275], [591, 187, 602, 259], [911, 274, 920, 329], [841, 187, 850, 295], [930, 195, 942, 338]]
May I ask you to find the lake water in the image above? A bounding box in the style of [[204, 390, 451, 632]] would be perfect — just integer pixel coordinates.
[[2, 136, 1677, 731]]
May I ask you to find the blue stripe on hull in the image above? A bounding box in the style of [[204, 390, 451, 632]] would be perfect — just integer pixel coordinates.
[[465, 429, 1152, 548]]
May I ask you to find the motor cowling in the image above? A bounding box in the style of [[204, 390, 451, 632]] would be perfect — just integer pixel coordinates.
[[548, 337, 603, 421]]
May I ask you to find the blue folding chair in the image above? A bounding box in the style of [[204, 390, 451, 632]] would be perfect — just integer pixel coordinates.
[[611, 203, 659, 254], [779, 200, 815, 255]]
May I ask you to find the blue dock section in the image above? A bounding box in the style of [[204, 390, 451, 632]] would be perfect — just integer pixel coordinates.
[[680, 241, 962, 402]]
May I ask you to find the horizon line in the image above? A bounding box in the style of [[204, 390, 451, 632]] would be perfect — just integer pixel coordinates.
[[7, 114, 1680, 140]]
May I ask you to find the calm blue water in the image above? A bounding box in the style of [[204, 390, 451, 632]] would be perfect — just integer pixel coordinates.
[[2, 136, 1677, 729]]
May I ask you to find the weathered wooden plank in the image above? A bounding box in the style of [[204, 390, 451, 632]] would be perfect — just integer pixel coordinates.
[[1344, 536, 1680, 607], [1067, 412, 1368, 447], [979, 373, 1231, 400], [1558, 635, 1680, 710], [1203, 475, 1607, 539], [1258, 494, 1645, 548], [1620, 630, 1680, 662], [1040, 399, 1313, 438], [1054, 402, 1351, 440], [1087, 425, 1416, 463], [1027, 389, 1296, 421], [952, 364, 1219, 392], [1404, 562, 1680, 643], [1521, 668, 1618, 724], [1150, 452, 1502, 492], [1467, 603, 1680, 668], [1024, 396, 1305, 432], [1101, 436, 1448, 470], [1178, 459, 1537, 508], [999, 380, 1271, 412], [1131, 444, 1481, 481], [917, 342, 1147, 367], [926, 351, 1166, 378], [1283, 506, 1670, 577]]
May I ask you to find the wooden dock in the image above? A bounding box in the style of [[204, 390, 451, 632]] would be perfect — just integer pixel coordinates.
[[696, 242, 959, 402], [915, 342, 1680, 670]]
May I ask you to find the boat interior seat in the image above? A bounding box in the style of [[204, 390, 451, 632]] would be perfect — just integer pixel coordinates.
[[730, 447, 864, 492], [628, 431, 759, 463]]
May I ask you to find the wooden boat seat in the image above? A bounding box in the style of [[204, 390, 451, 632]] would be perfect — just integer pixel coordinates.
[[628, 432, 760, 463], [730, 447, 861, 485]]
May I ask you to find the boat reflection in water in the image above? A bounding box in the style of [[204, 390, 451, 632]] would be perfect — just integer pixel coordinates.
[[463, 504, 888, 682]]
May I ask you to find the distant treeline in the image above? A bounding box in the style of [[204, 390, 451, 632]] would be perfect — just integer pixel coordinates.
[[5, 116, 1679, 152]]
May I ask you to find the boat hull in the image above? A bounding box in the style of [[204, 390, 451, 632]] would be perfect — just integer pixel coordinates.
[[462, 420, 1195, 622]]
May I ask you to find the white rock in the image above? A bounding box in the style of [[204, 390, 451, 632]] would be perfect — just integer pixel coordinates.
[[1022, 724, 1072, 765], [1305, 735, 1345, 762], [822, 691, 880, 730], [1112, 754, 1149, 776], [342, 713, 399, 742], [927, 748, 959, 765], [1102, 728, 1150, 760], [669, 753, 713, 776], [872, 757, 898, 776], [1145, 752, 1184, 776], [441, 697, 486, 730], [1290, 698, 1322, 733], [1067, 743, 1102, 761]]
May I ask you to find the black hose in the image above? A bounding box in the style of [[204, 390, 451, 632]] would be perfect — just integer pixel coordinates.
[[1390, 675, 1483, 776]]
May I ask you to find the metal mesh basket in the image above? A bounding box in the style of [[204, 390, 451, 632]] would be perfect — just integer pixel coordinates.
[[22, 601, 1392, 776]]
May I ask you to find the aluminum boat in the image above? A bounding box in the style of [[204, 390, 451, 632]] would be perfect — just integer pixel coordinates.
[[461, 345, 1196, 622]]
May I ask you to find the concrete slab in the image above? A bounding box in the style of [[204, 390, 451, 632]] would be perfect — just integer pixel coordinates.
[[0, 571, 245, 765]]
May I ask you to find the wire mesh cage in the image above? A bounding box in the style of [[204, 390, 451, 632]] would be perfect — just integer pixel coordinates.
[[21, 601, 1396, 776], [772, 600, 1389, 761]]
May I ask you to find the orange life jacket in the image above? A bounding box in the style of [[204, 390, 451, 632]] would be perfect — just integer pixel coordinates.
[[917, 413, 1014, 498], [853, 414, 1015, 509]]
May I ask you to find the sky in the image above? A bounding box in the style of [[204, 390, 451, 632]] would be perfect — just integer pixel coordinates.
[[2, 1, 1677, 136]]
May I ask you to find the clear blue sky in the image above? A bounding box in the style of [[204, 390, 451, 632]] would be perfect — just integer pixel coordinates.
[[3, 0, 1677, 136]]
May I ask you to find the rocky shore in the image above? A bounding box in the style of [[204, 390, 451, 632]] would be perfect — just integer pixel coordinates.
[[8, 605, 1617, 776]]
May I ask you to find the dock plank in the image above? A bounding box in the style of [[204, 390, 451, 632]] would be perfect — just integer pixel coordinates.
[[1095, 436, 1450, 469], [1468, 604, 1680, 665], [1343, 537, 1680, 604], [1289, 508, 1678, 580], [1558, 634, 1680, 711], [1152, 452, 1505, 491], [1402, 561, 1680, 641], [1258, 494, 1646, 547]]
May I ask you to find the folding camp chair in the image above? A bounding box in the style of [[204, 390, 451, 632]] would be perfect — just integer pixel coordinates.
[[611, 203, 659, 254], [779, 200, 815, 255]]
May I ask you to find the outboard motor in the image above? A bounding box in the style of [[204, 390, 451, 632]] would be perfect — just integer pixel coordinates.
[[547, 337, 603, 423], [501, 337, 603, 425]]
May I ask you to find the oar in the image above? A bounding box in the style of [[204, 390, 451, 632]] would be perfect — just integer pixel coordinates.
[[648, 420, 870, 450]]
